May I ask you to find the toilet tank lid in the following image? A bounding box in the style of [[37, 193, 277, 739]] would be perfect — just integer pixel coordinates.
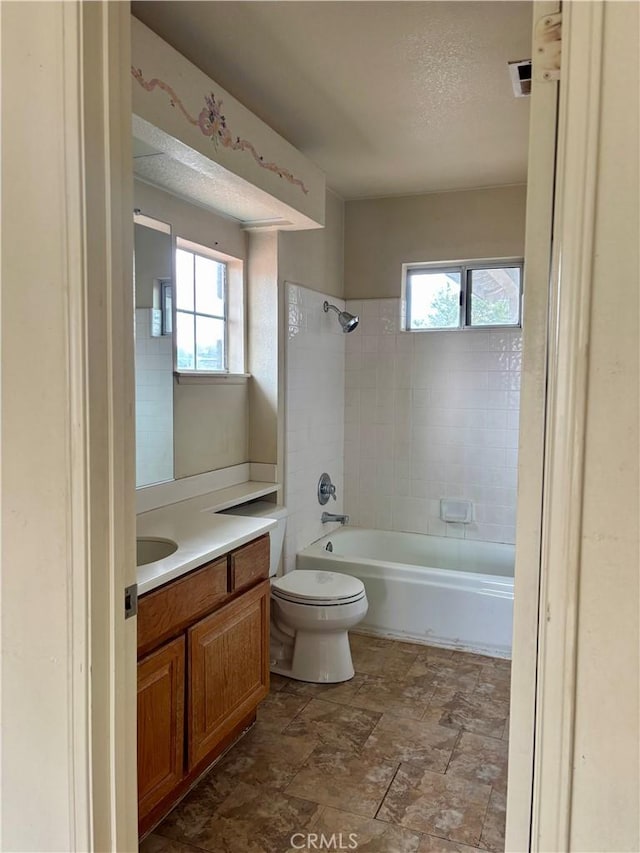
[[221, 500, 288, 520]]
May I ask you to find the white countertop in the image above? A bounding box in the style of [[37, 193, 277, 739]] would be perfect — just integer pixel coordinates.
[[137, 488, 278, 595]]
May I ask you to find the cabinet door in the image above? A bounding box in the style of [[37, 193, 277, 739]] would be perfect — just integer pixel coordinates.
[[188, 580, 270, 769], [137, 635, 185, 822]]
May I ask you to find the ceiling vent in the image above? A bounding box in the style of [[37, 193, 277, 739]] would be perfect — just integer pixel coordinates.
[[508, 59, 532, 97]]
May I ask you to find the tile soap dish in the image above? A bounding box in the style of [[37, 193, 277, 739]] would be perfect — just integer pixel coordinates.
[[440, 499, 473, 524]]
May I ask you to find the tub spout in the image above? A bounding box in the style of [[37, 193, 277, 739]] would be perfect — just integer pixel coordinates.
[[321, 512, 350, 525]]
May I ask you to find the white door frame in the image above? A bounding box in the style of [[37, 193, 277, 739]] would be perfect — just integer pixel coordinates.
[[508, 2, 606, 850], [1, 2, 137, 850], [530, 2, 606, 849]]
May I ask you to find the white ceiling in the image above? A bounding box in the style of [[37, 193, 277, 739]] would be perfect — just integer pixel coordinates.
[[131, 1, 532, 200]]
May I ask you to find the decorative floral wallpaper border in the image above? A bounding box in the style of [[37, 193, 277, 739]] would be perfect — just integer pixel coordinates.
[[132, 67, 309, 195]]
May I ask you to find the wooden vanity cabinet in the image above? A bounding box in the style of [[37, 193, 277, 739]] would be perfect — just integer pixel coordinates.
[[188, 580, 270, 767], [137, 636, 185, 819], [136, 534, 270, 835]]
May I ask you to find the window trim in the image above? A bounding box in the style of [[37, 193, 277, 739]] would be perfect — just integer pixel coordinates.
[[402, 258, 524, 332]]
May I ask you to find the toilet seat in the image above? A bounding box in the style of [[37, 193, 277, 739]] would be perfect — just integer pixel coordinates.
[[271, 569, 365, 607]]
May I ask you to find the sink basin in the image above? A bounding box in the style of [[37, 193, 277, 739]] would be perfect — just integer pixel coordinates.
[[136, 537, 178, 567]]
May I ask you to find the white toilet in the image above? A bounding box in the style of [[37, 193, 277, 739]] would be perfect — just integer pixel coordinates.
[[222, 501, 367, 683]]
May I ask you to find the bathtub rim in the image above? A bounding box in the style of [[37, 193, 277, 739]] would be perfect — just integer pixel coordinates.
[[297, 528, 516, 591]]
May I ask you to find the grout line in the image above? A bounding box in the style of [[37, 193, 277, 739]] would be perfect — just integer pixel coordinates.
[[443, 728, 463, 775], [373, 760, 402, 821], [424, 828, 484, 850], [477, 783, 496, 850], [279, 693, 312, 733]]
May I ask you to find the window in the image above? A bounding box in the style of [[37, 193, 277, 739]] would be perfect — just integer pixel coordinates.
[[175, 247, 227, 371], [404, 261, 523, 331]]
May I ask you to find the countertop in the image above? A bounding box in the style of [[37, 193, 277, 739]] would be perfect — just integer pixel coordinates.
[[137, 488, 278, 595]]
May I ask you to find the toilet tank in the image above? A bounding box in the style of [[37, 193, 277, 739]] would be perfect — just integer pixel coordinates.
[[220, 501, 287, 577]]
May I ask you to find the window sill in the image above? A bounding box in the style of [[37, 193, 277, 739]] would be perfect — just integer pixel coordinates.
[[174, 372, 250, 385]]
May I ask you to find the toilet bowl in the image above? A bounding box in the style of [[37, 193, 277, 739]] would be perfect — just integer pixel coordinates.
[[220, 501, 368, 684], [271, 569, 368, 683]]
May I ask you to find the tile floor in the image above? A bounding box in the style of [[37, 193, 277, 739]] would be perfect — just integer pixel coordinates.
[[142, 634, 510, 853]]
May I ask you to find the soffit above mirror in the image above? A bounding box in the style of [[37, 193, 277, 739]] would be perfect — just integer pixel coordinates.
[[131, 17, 326, 231], [132, 124, 310, 229]]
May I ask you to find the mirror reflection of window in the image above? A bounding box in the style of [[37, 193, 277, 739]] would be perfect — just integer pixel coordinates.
[[175, 247, 227, 372], [133, 214, 174, 488]]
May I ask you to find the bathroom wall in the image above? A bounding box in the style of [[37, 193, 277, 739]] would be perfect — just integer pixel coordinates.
[[134, 180, 251, 479], [173, 382, 248, 478], [344, 185, 527, 299], [278, 189, 345, 299], [133, 219, 174, 486], [341, 185, 525, 544], [344, 298, 520, 544], [134, 308, 174, 485], [283, 284, 346, 573]]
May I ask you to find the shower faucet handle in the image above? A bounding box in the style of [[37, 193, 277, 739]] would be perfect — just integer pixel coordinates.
[[318, 473, 337, 505]]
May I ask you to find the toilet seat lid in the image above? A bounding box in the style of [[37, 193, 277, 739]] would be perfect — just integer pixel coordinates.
[[271, 570, 365, 604]]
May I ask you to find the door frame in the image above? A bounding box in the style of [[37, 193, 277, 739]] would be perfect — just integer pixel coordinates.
[[507, 2, 606, 850], [1, 2, 137, 849]]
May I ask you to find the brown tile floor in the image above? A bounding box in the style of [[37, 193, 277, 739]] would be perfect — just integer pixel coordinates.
[[142, 634, 510, 853]]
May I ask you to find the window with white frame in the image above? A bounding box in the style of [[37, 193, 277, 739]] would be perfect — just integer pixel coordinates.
[[403, 260, 523, 331], [175, 246, 227, 371]]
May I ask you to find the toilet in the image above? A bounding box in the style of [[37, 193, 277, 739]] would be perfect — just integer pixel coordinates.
[[221, 501, 367, 683]]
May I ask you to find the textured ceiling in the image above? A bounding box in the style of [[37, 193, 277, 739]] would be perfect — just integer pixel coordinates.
[[132, 1, 532, 200]]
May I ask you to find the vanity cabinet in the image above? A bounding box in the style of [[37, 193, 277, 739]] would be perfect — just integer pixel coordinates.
[[188, 581, 269, 767], [136, 534, 270, 836], [137, 636, 185, 819]]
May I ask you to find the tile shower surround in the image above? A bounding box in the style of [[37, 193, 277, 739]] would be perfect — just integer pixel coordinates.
[[284, 284, 346, 573], [344, 299, 521, 545]]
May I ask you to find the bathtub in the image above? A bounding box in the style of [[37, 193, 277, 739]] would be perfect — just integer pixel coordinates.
[[296, 528, 514, 658]]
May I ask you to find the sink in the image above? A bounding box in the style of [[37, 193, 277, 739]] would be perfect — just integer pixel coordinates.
[[136, 537, 178, 567]]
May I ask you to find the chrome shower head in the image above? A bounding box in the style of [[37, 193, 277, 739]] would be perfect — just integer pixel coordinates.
[[323, 300, 360, 333]]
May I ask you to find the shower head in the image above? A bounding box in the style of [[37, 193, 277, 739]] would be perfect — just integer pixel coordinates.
[[323, 300, 359, 333]]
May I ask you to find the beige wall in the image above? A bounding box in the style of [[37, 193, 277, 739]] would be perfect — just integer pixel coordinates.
[[344, 185, 527, 299], [247, 231, 280, 466], [173, 382, 249, 478], [134, 222, 171, 308], [569, 2, 639, 848], [134, 180, 247, 260], [278, 188, 345, 299]]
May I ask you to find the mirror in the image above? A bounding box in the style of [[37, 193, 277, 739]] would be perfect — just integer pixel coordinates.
[[134, 214, 174, 487]]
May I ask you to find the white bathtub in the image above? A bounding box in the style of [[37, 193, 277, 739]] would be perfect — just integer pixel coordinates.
[[296, 528, 514, 658]]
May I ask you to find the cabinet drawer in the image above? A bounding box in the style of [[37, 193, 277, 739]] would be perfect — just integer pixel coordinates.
[[138, 558, 228, 657], [229, 535, 270, 592]]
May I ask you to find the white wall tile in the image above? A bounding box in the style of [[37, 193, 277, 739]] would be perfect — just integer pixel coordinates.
[[284, 285, 346, 573], [344, 299, 521, 545]]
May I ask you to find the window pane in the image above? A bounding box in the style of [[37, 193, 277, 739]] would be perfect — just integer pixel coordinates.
[[195, 315, 225, 371], [195, 255, 225, 317], [175, 249, 194, 311], [176, 311, 195, 369], [469, 267, 521, 326], [408, 270, 461, 329]]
